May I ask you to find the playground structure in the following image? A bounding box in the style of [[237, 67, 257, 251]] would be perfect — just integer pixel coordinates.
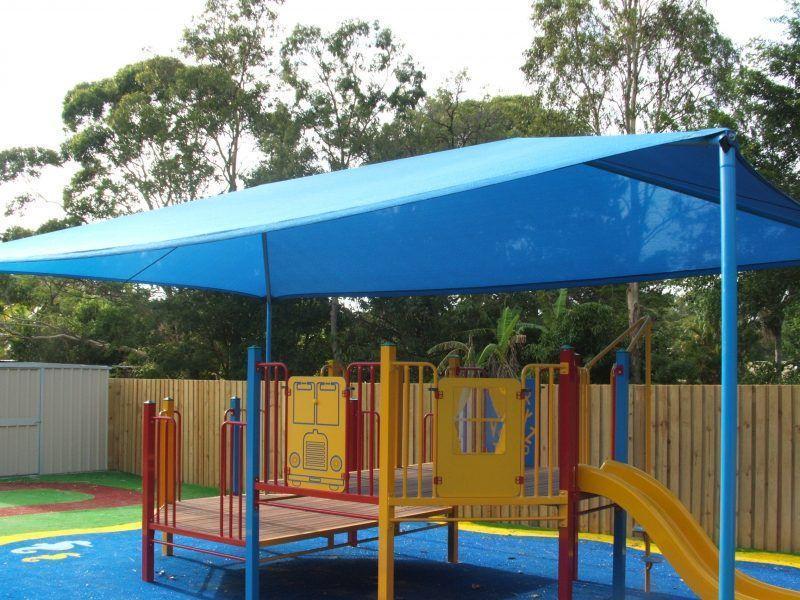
[[4, 128, 800, 598], [139, 317, 800, 599]]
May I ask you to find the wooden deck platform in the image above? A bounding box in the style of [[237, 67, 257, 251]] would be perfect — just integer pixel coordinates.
[[152, 464, 561, 549], [154, 493, 449, 547], [346, 463, 561, 498]]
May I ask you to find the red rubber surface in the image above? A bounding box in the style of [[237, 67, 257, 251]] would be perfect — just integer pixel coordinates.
[[0, 482, 138, 517]]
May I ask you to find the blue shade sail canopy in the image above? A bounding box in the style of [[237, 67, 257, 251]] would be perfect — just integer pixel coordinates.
[[0, 127, 798, 298]]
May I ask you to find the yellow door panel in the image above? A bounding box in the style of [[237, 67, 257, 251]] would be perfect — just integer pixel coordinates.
[[435, 377, 524, 498], [316, 381, 341, 426], [292, 380, 315, 424], [286, 376, 347, 492]]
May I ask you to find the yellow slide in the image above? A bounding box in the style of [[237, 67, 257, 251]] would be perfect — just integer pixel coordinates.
[[577, 461, 800, 600]]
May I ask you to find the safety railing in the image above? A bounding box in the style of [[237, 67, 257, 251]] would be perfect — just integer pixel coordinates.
[[256, 362, 289, 485], [346, 362, 380, 497], [395, 361, 439, 500], [579, 316, 654, 472], [520, 363, 562, 498], [385, 356, 567, 506], [219, 414, 245, 540], [151, 410, 181, 529], [579, 367, 590, 464]]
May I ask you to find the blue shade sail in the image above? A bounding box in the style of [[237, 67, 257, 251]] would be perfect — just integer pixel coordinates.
[[0, 128, 798, 298]]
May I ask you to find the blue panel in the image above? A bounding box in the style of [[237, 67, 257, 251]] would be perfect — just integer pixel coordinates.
[[267, 164, 800, 298], [592, 144, 800, 225], [0, 129, 797, 297], [131, 234, 266, 296], [0, 249, 173, 282]]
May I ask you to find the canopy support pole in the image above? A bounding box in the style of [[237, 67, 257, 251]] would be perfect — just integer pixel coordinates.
[[718, 131, 737, 600], [245, 345, 263, 600], [265, 298, 272, 362]]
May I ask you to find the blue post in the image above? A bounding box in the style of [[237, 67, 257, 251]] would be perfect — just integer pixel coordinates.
[[612, 349, 630, 599], [245, 345, 263, 600], [719, 131, 737, 600], [231, 396, 241, 496]]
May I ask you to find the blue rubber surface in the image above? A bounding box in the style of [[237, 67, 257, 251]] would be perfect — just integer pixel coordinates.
[[2, 527, 799, 599]]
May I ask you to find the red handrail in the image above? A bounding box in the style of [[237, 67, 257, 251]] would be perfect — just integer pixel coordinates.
[[220, 419, 246, 540]]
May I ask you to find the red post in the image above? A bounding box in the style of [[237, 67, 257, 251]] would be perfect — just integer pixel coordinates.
[[557, 347, 580, 600], [141, 400, 156, 582]]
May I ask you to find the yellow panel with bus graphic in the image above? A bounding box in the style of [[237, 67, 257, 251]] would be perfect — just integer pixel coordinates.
[[286, 376, 347, 492], [435, 377, 524, 498]]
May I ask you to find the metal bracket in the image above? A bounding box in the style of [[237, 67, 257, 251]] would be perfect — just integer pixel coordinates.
[[433, 476, 443, 485], [515, 475, 525, 485], [559, 361, 570, 375]]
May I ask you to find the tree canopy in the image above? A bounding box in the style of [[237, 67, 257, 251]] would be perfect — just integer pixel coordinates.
[[0, 0, 798, 383]]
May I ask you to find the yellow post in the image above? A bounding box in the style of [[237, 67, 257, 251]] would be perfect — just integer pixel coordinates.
[[158, 396, 175, 556], [378, 343, 398, 600], [446, 356, 461, 377]]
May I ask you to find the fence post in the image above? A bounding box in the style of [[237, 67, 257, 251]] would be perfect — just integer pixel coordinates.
[[245, 346, 263, 600], [612, 350, 630, 599], [558, 346, 580, 600], [141, 400, 156, 582]]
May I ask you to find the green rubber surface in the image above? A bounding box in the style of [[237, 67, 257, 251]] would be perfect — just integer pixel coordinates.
[[0, 471, 216, 538]]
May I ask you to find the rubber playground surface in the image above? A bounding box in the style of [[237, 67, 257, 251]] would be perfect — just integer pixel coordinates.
[[1, 472, 799, 599]]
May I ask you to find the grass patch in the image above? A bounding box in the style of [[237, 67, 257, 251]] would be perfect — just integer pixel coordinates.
[[0, 489, 92, 508]]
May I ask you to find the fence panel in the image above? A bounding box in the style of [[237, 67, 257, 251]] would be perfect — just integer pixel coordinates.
[[108, 379, 800, 552]]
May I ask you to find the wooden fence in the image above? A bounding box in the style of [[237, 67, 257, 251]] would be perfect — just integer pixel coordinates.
[[108, 379, 800, 553]]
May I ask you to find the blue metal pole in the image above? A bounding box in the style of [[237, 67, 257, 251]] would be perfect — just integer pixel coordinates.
[[265, 298, 272, 362], [245, 345, 263, 600], [612, 350, 630, 599], [719, 131, 738, 600], [230, 396, 241, 496]]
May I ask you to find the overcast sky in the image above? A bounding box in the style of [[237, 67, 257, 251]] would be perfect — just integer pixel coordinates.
[[0, 0, 788, 227]]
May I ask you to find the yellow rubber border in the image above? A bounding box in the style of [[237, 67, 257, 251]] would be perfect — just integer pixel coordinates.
[[2, 520, 797, 571], [459, 523, 800, 570], [0, 521, 140, 547]]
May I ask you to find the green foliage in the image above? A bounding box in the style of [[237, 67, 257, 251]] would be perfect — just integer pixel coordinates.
[[0, 1, 799, 386], [280, 19, 425, 171], [732, 2, 800, 198], [182, 0, 283, 191], [61, 57, 218, 218], [0, 146, 63, 216], [0, 147, 61, 183], [373, 74, 589, 160], [523, 0, 736, 134]]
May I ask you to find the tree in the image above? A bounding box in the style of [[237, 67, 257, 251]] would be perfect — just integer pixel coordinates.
[[372, 74, 589, 161], [182, 0, 283, 192], [428, 306, 536, 377], [723, 2, 800, 381], [0, 146, 63, 217], [733, 1, 800, 199], [61, 57, 217, 219], [0, 220, 154, 367], [523, 0, 736, 380], [280, 19, 426, 360]]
